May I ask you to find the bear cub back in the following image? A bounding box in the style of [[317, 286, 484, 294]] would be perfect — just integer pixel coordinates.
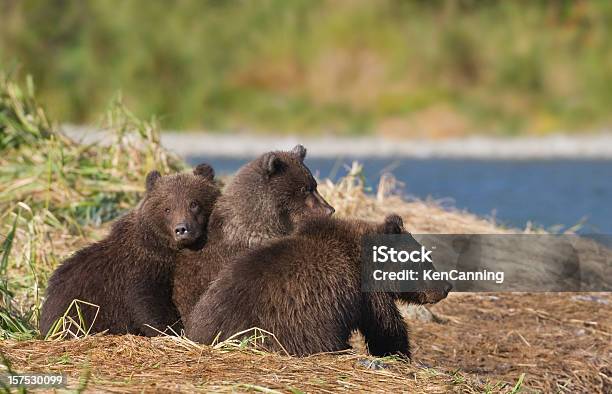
[[173, 145, 334, 319], [186, 215, 451, 358], [40, 164, 220, 337]]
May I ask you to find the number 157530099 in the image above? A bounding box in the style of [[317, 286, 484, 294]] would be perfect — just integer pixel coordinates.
[[2, 373, 67, 388]]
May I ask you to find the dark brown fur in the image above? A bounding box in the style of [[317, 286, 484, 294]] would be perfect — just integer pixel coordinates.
[[185, 215, 451, 358], [173, 145, 334, 319], [39, 165, 220, 337]]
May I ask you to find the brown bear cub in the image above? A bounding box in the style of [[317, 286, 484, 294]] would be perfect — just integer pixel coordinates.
[[39, 164, 220, 337], [186, 215, 451, 358], [173, 145, 334, 319]]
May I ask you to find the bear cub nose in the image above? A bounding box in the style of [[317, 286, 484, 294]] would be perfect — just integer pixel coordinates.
[[174, 223, 190, 239]]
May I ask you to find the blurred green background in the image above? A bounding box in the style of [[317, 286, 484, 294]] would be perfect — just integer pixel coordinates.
[[2, 0, 612, 136]]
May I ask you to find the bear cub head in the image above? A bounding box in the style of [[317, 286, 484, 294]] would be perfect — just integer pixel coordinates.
[[259, 144, 335, 223], [139, 163, 220, 250], [217, 144, 334, 245]]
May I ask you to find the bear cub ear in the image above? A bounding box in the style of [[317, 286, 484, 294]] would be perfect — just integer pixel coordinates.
[[262, 152, 284, 177], [193, 163, 215, 181], [291, 144, 307, 162], [145, 170, 162, 192], [383, 214, 405, 234]]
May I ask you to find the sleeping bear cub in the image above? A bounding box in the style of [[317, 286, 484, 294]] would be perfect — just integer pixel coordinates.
[[40, 164, 220, 337], [186, 214, 451, 358]]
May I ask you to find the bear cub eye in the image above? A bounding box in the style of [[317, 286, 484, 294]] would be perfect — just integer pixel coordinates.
[[189, 201, 200, 211], [164, 208, 171, 214]]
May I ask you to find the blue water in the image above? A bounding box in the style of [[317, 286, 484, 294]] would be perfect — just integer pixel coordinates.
[[186, 156, 612, 234]]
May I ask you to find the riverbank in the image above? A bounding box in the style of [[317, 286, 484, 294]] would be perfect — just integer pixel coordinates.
[[3, 74, 610, 392], [63, 125, 612, 159], [2, 97, 609, 392]]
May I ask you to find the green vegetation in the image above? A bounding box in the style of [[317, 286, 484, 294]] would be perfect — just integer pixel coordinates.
[[2, 1, 612, 135]]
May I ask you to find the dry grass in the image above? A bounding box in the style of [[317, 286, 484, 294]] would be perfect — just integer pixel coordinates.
[[3, 165, 609, 392], [1, 73, 610, 393], [0, 335, 500, 393], [416, 292, 611, 393]]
